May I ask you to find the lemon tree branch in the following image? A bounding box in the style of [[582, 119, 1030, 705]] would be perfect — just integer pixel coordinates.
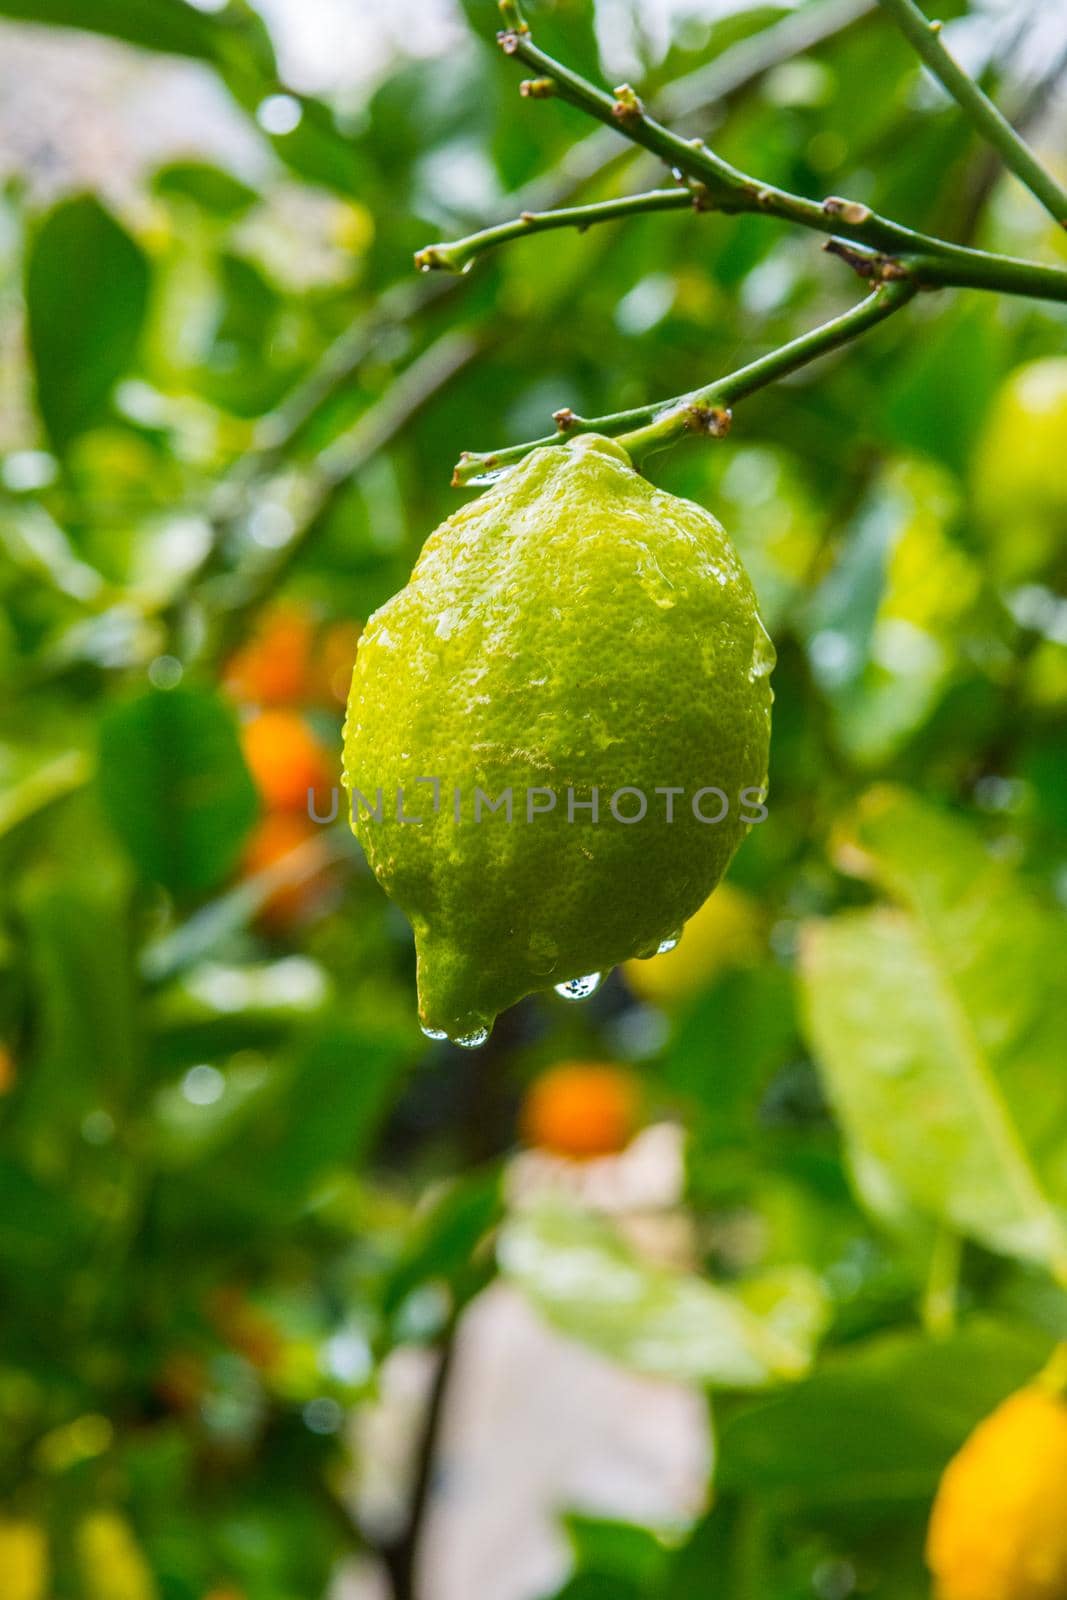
[[489, 1, 1067, 300], [876, 0, 1067, 232], [415, 187, 695, 274], [453, 277, 917, 484]]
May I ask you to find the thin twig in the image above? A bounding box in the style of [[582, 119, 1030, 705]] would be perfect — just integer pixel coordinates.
[[876, 0, 1067, 232], [380, 1328, 458, 1600], [415, 187, 694, 274], [454, 277, 917, 483], [491, 4, 1067, 295]]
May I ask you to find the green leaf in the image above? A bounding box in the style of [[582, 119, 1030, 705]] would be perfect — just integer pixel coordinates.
[[499, 1202, 820, 1389], [844, 788, 1067, 1163], [26, 195, 149, 449], [383, 1168, 503, 1317], [16, 867, 140, 1168], [177, 1019, 414, 1223], [563, 1515, 669, 1589], [800, 906, 1067, 1270], [151, 160, 259, 219], [97, 686, 258, 897], [0, 0, 229, 59], [715, 1319, 1051, 1507]]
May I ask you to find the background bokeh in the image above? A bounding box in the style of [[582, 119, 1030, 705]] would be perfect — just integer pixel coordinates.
[[1, 1, 1066, 1597]]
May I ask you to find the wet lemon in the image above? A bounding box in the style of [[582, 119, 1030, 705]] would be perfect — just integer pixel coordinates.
[[343, 434, 773, 1042], [927, 1383, 1067, 1600]]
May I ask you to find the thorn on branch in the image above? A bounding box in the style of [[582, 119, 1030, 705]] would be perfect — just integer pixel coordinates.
[[520, 77, 555, 98], [684, 403, 732, 438], [612, 83, 645, 124], [822, 195, 873, 227], [552, 407, 581, 432], [690, 182, 715, 213]]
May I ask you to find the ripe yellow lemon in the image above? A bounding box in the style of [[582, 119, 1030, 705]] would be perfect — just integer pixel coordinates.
[[927, 1383, 1067, 1600], [343, 435, 773, 1043]]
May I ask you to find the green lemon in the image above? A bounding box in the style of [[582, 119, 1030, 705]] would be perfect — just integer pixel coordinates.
[[972, 357, 1067, 579], [343, 434, 773, 1043]]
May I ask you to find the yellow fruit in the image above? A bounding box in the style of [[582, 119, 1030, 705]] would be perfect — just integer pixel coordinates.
[[76, 1511, 156, 1600], [0, 1520, 48, 1600], [521, 1061, 642, 1159], [624, 880, 761, 1004], [972, 358, 1067, 578], [343, 434, 773, 1043], [927, 1384, 1067, 1600]]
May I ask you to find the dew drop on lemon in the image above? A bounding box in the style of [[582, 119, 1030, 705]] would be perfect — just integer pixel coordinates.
[[554, 972, 603, 1001]]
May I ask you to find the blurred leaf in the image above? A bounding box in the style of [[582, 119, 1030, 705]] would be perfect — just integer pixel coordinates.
[[383, 1167, 504, 1316], [800, 902, 1067, 1270], [151, 160, 260, 219], [26, 196, 150, 450], [500, 1201, 819, 1388], [0, 0, 242, 60], [882, 302, 1005, 475], [97, 686, 258, 897], [17, 867, 140, 1164], [564, 1514, 669, 1588], [716, 1318, 1050, 1506], [185, 1018, 414, 1221]]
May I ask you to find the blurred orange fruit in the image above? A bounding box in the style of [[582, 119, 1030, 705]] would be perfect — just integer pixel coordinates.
[[207, 1287, 284, 1374], [240, 812, 333, 932], [927, 1381, 1067, 1600], [520, 1062, 642, 1160], [224, 604, 315, 707], [241, 709, 333, 814], [0, 1046, 16, 1094], [312, 619, 362, 708], [624, 882, 762, 1005], [154, 1351, 206, 1414]]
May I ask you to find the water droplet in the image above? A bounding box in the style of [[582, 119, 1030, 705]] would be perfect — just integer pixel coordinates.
[[454, 1026, 490, 1049], [554, 972, 602, 1001], [749, 621, 776, 681], [420, 1025, 448, 1041], [656, 930, 683, 954]]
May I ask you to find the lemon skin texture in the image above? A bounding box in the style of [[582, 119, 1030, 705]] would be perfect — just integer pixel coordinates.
[[927, 1384, 1067, 1600], [343, 434, 773, 1041]]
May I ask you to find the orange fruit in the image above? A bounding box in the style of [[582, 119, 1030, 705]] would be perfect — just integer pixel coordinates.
[[520, 1062, 642, 1160], [0, 1046, 15, 1094], [224, 604, 314, 707], [240, 710, 332, 814], [927, 1382, 1067, 1600], [240, 811, 332, 931]]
